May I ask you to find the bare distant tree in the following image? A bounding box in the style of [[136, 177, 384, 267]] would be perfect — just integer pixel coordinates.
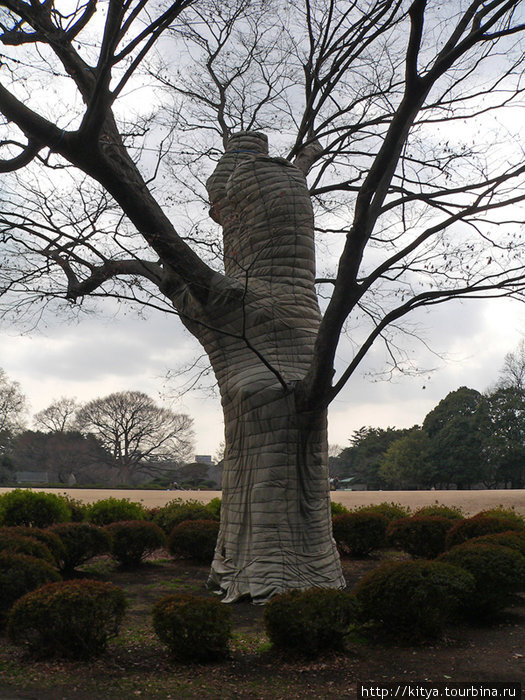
[[498, 340, 525, 391], [33, 397, 79, 433], [75, 391, 194, 484], [1, 0, 525, 600], [0, 368, 27, 434]]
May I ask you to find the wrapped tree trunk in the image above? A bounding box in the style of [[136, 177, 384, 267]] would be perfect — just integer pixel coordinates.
[[179, 132, 344, 602]]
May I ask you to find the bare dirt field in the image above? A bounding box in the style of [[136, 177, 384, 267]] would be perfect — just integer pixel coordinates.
[[1, 487, 525, 515]]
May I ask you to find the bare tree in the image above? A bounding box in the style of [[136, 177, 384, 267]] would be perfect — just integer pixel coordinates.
[[498, 339, 525, 390], [0, 368, 27, 434], [33, 397, 79, 433], [1, 0, 525, 600], [75, 391, 194, 484]]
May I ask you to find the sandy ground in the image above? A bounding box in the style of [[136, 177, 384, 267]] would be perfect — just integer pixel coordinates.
[[1, 487, 525, 515]]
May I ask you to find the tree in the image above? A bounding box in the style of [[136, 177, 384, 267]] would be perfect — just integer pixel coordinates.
[[75, 391, 194, 484], [1, 1, 525, 599], [337, 426, 411, 488], [0, 368, 27, 434], [483, 387, 525, 489], [378, 427, 432, 489], [497, 340, 525, 391], [8, 429, 118, 485], [423, 387, 488, 488], [33, 397, 79, 433]]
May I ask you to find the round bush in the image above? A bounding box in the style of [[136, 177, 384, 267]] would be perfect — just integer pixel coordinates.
[[152, 593, 231, 662], [445, 514, 524, 550], [331, 501, 350, 516], [263, 587, 359, 656], [8, 579, 127, 659], [468, 531, 525, 557], [355, 502, 411, 522], [354, 559, 475, 640], [0, 526, 65, 565], [438, 543, 525, 616], [387, 516, 453, 559], [105, 520, 166, 568], [168, 519, 219, 563], [153, 499, 217, 535], [0, 552, 61, 626], [49, 522, 110, 574], [56, 494, 88, 522], [476, 506, 525, 527], [87, 497, 145, 525], [0, 489, 71, 527], [413, 504, 464, 521], [206, 497, 222, 520], [0, 532, 55, 564], [332, 511, 387, 557]]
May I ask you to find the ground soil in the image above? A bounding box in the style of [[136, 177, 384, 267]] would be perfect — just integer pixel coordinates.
[[0, 551, 523, 700]]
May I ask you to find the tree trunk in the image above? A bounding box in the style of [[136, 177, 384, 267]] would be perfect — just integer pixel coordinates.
[[175, 131, 344, 601], [209, 380, 344, 602]]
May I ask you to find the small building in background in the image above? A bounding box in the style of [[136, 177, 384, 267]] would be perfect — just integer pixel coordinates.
[[195, 455, 213, 464], [15, 471, 49, 485]]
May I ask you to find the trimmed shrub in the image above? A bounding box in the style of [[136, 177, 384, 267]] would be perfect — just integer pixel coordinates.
[[354, 559, 475, 640], [0, 489, 71, 527], [445, 514, 524, 550], [413, 504, 464, 521], [49, 522, 110, 574], [332, 511, 387, 557], [331, 501, 350, 515], [355, 502, 411, 522], [468, 531, 525, 557], [206, 497, 222, 520], [438, 543, 525, 616], [8, 579, 127, 659], [152, 593, 231, 662], [168, 519, 219, 563], [387, 516, 453, 559], [105, 520, 166, 568], [153, 498, 217, 535], [87, 497, 145, 525], [0, 526, 65, 565], [476, 506, 525, 528], [56, 494, 88, 522], [0, 552, 61, 626], [263, 587, 359, 656], [0, 532, 55, 564]]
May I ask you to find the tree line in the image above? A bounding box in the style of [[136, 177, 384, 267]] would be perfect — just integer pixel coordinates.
[[331, 343, 525, 490], [0, 376, 194, 486]]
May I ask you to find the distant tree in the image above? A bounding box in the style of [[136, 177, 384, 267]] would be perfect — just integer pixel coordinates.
[[423, 387, 488, 489], [0, 368, 27, 435], [378, 427, 432, 489], [483, 387, 525, 489], [175, 462, 213, 488], [337, 426, 411, 489], [33, 397, 79, 433], [75, 391, 194, 484], [9, 430, 117, 485], [498, 340, 525, 391]]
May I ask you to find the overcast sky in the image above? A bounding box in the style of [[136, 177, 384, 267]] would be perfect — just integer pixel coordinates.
[[0, 292, 522, 457]]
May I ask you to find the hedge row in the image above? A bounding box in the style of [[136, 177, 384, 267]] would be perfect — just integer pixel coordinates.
[[1, 533, 524, 661], [330, 503, 524, 559], [6, 536, 525, 660], [0, 491, 221, 527]]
